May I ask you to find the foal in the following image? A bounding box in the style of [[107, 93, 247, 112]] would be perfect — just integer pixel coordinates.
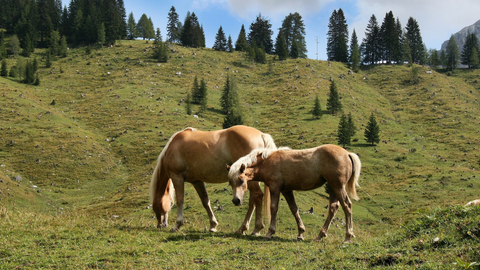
[[227, 145, 361, 243]]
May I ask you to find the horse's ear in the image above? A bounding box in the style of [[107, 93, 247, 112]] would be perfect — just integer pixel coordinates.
[[240, 164, 246, 173], [225, 164, 231, 172]]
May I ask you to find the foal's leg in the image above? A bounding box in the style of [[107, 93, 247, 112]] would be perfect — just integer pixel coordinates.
[[191, 181, 219, 232], [265, 189, 281, 239], [315, 193, 340, 241], [249, 182, 265, 236], [282, 190, 306, 240], [336, 188, 355, 243]]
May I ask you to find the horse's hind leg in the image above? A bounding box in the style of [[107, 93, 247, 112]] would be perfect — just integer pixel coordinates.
[[315, 193, 340, 241], [248, 182, 265, 236], [191, 181, 219, 232], [171, 174, 185, 231], [336, 188, 355, 243], [282, 190, 306, 240]]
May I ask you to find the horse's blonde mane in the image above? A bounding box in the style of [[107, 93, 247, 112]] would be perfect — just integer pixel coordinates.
[[228, 147, 290, 180]]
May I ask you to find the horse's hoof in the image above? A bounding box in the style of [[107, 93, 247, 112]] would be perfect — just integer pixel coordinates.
[[209, 228, 217, 232], [296, 236, 304, 241], [251, 231, 261, 236]]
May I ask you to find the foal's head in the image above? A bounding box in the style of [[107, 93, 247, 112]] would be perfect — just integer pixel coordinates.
[[226, 163, 254, 206]]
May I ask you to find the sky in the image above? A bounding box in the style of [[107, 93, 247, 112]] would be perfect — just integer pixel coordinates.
[[62, 0, 480, 60]]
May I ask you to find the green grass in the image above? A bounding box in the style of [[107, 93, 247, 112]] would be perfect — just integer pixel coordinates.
[[0, 40, 479, 268]]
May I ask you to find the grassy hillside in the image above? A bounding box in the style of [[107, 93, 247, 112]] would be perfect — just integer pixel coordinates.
[[0, 40, 479, 268]]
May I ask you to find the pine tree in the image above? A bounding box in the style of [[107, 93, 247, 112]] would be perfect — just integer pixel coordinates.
[[380, 11, 399, 64], [347, 112, 356, 139], [280, 12, 307, 58], [98, 22, 106, 47], [220, 74, 234, 114], [213, 26, 227, 51], [327, 9, 349, 62], [337, 113, 350, 147], [275, 29, 288, 60], [191, 75, 201, 104], [312, 95, 322, 119], [289, 40, 299, 59], [10, 35, 20, 57], [361, 15, 380, 65], [50, 30, 60, 56], [406, 17, 424, 64], [402, 32, 412, 64], [24, 60, 35, 84], [235, 24, 248, 51], [59, 35, 68, 57], [137, 14, 151, 40], [428, 49, 439, 69], [167, 6, 180, 43], [199, 78, 207, 112], [33, 72, 40, 85], [326, 80, 342, 115], [365, 112, 380, 145], [446, 34, 460, 71], [46, 50, 52, 68], [16, 58, 24, 81], [461, 33, 480, 68], [227, 35, 233, 52], [1, 59, 7, 77], [9, 65, 16, 78], [127, 12, 137, 40], [350, 30, 360, 72], [221, 75, 242, 128], [248, 14, 273, 54]]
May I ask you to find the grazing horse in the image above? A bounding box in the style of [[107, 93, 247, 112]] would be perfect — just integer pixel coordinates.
[[226, 144, 361, 243], [150, 125, 276, 235]]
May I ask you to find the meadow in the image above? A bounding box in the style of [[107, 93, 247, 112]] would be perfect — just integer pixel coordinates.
[[0, 40, 479, 269]]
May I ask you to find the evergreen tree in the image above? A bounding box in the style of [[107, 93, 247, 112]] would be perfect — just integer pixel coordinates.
[[280, 12, 307, 58], [0, 42, 6, 60], [213, 26, 227, 51], [33, 57, 38, 72], [406, 17, 424, 64], [461, 33, 480, 68], [50, 30, 60, 56], [235, 24, 248, 51], [227, 35, 233, 52], [199, 78, 207, 112], [393, 18, 404, 63], [289, 40, 299, 59], [312, 95, 322, 119], [34, 72, 40, 85], [440, 49, 447, 67], [361, 14, 380, 65], [221, 75, 243, 128], [191, 75, 201, 104], [45, 50, 52, 68], [337, 113, 350, 147], [1, 59, 7, 77], [101, 0, 126, 44], [347, 112, 356, 139], [446, 34, 460, 71], [254, 42, 267, 63], [167, 6, 180, 43], [9, 35, 20, 57], [154, 27, 163, 44], [127, 12, 137, 40], [180, 12, 204, 48], [350, 30, 360, 72], [365, 112, 380, 145], [380, 11, 399, 64], [275, 29, 288, 60], [24, 60, 35, 84], [16, 58, 24, 81], [98, 22, 106, 47], [402, 31, 412, 64], [428, 49, 439, 69], [153, 28, 168, 62], [223, 107, 243, 129], [327, 9, 349, 62], [59, 35, 67, 57], [247, 14, 273, 54], [326, 80, 342, 115], [9, 65, 16, 78]]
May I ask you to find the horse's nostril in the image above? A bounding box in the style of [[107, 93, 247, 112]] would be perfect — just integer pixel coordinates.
[[232, 198, 241, 206]]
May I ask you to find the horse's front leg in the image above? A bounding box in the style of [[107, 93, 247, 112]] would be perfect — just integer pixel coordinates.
[[282, 190, 306, 240], [248, 182, 265, 236], [191, 181, 219, 232], [265, 189, 280, 239], [171, 175, 185, 231]]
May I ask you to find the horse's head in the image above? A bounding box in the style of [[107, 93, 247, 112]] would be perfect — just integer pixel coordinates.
[[226, 163, 253, 206]]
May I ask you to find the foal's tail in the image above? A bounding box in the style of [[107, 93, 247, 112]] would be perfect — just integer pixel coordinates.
[[261, 132, 276, 223], [347, 152, 361, 201]]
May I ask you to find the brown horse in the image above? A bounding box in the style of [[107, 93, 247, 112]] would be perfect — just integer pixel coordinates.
[[150, 125, 276, 235], [226, 144, 361, 243]]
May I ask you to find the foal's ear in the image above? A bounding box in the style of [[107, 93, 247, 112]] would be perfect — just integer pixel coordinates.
[[240, 164, 246, 173], [225, 164, 231, 172]]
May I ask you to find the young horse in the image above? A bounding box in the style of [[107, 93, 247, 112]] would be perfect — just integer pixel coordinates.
[[150, 125, 276, 235], [226, 144, 361, 243]]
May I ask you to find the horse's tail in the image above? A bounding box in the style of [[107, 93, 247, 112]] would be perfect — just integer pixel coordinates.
[[261, 132, 275, 222], [347, 152, 361, 201], [261, 132, 277, 150]]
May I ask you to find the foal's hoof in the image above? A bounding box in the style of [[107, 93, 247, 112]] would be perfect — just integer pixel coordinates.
[[296, 236, 304, 241], [209, 228, 217, 232]]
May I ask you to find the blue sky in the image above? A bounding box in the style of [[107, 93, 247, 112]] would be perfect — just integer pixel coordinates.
[[62, 0, 480, 60]]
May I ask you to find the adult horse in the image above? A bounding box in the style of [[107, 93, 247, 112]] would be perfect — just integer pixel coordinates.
[[226, 144, 361, 243], [150, 125, 276, 235]]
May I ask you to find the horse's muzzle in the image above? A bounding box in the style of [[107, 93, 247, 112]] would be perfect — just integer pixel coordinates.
[[232, 198, 241, 206]]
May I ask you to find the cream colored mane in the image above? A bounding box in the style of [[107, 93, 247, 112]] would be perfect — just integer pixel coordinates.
[[228, 147, 290, 180]]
